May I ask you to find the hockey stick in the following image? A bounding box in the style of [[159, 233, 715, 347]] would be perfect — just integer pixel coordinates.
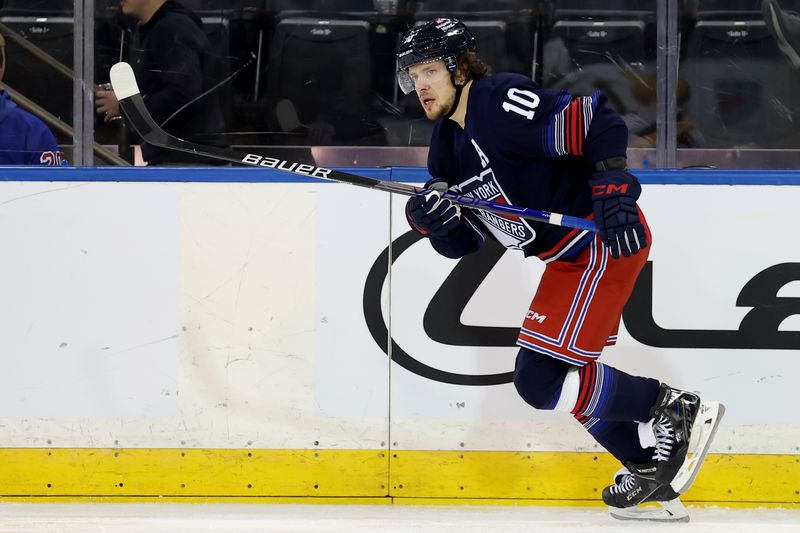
[[109, 62, 597, 233]]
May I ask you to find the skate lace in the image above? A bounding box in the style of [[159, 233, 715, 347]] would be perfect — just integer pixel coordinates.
[[610, 473, 637, 495], [652, 415, 674, 462]]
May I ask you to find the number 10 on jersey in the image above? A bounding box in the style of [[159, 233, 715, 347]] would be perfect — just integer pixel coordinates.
[[502, 88, 541, 120]]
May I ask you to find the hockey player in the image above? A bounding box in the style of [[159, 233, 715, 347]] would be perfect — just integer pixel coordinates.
[[397, 18, 724, 520]]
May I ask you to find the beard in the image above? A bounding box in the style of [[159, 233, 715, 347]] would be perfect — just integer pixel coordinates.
[[423, 91, 456, 121]]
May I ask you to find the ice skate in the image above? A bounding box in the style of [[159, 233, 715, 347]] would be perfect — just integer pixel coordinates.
[[671, 400, 726, 494], [604, 383, 724, 521], [648, 383, 726, 494], [647, 383, 701, 489], [604, 467, 689, 523]]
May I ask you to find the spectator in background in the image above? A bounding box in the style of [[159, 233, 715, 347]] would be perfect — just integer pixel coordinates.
[[0, 33, 65, 165], [95, 0, 227, 165], [763, 0, 800, 68]]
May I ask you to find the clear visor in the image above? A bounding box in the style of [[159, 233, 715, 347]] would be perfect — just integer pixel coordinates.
[[396, 59, 451, 95]]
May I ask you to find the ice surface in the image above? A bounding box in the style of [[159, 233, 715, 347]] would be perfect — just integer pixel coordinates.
[[0, 503, 797, 532]]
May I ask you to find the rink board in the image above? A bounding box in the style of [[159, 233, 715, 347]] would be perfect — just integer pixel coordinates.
[[0, 167, 797, 505]]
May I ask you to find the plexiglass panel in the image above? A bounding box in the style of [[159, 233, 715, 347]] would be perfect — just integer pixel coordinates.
[[541, 1, 659, 148], [3, 0, 799, 162], [679, 0, 800, 149]]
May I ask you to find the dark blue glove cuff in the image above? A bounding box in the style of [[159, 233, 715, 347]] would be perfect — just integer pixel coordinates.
[[430, 218, 484, 259], [590, 169, 642, 201]]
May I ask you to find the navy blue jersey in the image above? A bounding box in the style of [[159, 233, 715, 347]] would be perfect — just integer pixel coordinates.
[[426, 73, 628, 261]]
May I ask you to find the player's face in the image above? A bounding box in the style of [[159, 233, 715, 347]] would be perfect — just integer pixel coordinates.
[[408, 60, 456, 120]]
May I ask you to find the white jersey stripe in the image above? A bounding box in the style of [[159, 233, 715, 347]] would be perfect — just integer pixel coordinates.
[[581, 363, 605, 417], [568, 240, 609, 357], [541, 230, 591, 264]]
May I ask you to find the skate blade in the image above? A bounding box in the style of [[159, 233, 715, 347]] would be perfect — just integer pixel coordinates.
[[609, 498, 690, 523], [671, 401, 726, 494]]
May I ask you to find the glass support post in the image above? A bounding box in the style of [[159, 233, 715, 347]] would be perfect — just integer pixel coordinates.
[[656, 0, 678, 168], [73, 0, 95, 165]]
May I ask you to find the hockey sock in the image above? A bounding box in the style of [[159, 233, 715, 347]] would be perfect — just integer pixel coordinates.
[[514, 348, 661, 421], [576, 418, 655, 465], [514, 348, 661, 465], [565, 361, 661, 422], [561, 361, 661, 463]]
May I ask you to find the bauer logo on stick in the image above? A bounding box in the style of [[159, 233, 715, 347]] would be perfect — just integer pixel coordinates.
[[240, 153, 332, 179]]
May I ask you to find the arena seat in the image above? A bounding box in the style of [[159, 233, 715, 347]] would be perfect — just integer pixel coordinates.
[[541, 0, 658, 147], [680, 0, 800, 147], [543, 0, 656, 87], [265, 12, 387, 145]]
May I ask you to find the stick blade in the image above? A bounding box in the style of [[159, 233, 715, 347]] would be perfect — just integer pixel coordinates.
[[110, 62, 140, 101]]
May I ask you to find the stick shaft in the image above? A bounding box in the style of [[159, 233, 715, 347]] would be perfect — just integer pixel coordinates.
[[111, 62, 597, 233]]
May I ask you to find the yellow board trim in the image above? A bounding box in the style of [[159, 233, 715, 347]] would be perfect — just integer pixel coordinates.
[[0, 449, 388, 497], [0, 449, 796, 506], [390, 451, 800, 504]]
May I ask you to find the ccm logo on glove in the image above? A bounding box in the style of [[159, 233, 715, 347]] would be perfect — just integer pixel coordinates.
[[591, 183, 630, 196]]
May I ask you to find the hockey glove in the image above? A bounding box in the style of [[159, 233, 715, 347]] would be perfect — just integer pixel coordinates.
[[406, 183, 462, 239], [589, 169, 647, 259]]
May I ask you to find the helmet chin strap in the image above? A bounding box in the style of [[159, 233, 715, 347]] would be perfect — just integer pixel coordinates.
[[445, 76, 467, 119]]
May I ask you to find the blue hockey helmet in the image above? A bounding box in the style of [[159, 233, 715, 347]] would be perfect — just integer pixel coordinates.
[[396, 18, 476, 94]]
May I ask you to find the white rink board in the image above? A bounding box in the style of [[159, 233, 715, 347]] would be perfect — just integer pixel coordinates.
[[0, 182, 180, 421], [0, 181, 389, 449], [0, 180, 797, 454]]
